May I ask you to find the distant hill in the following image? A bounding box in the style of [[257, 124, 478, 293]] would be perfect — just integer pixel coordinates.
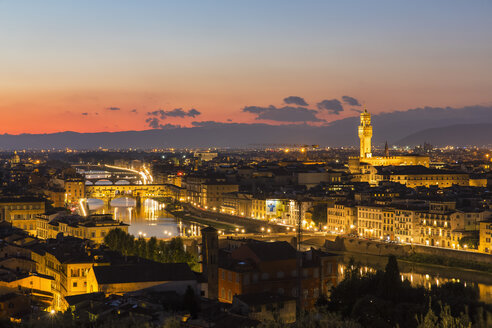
[[0, 124, 342, 150], [396, 123, 492, 147], [0, 105, 491, 149]]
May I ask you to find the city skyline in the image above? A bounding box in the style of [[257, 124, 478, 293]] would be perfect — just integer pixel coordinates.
[[1, 2, 492, 326], [1, 0, 491, 134]]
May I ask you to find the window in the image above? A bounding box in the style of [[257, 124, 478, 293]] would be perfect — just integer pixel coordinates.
[[277, 271, 284, 278], [73, 282, 78, 287], [221, 288, 225, 298]]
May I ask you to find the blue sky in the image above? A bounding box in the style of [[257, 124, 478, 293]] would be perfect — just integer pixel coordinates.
[[0, 0, 491, 133]]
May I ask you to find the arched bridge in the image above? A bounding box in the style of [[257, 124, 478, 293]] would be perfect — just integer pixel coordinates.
[[85, 184, 171, 204]]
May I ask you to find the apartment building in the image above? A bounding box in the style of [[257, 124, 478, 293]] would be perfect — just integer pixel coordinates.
[[326, 203, 357, 234]]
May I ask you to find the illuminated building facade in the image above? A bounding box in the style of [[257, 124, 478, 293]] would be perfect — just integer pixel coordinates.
[[200, 182, 239, 210], [0, 198, 45, 223], [479, 219, 492, 254], [64, 178, 85, 205], [13, 214, 128, 244], [326, 204, 357, 234]]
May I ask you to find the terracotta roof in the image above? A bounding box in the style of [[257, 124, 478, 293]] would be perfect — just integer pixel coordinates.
[[235, 292, 295, 306], [244, 241, 296, 262], [93, 262, 196, 284]]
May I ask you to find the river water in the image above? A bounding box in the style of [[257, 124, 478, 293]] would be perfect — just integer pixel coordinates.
[[337, 252, 492, 304], [86, 197, 203, 239]]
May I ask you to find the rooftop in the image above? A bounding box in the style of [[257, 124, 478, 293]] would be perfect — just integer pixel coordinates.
[[235, 241, 297, 262], [235, 292, 296, 306], [376, 165, 467, 176], [92, 262, 196, 284]]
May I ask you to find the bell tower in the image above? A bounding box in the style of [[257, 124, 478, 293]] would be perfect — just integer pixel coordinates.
[[358, 106, 372, 158]]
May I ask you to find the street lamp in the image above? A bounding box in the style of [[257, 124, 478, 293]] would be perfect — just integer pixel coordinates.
[[50, 309, 55, 328]]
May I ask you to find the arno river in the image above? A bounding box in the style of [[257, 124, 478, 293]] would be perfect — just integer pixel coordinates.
[[86, 197, 492, 304], [336, 252, 492, 304], [86, 197, 204, 239]]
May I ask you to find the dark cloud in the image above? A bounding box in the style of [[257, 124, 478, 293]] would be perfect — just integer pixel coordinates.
[[283, 96, 308, 106], [342, 96, 361, 106], [106, 107, 121, 111], [243, 105, 325, 122], [146, 117, 161, 129], [187, 108, 201, 117], [316, 99, 344, 115], [160, 123, 181, 129], [191, 121, 236, 128], [147, 108, 201, 119], [242, 105, 274, 114], [81, 112, 88, 116], [131, 109, 138, 113], [351, 108, 363, 113], [145, 117, 181, 129]]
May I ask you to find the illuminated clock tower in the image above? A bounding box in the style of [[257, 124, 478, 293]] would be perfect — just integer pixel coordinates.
[[358, 106, 372, 158]]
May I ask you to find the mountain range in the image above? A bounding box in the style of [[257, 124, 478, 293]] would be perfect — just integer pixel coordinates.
[[1, 105, 491, 149]]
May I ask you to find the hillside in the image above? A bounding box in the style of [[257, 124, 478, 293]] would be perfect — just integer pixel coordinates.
[[396, 123, 492, 147]]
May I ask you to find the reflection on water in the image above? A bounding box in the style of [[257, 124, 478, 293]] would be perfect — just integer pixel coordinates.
[[338, 254, 492, 304], [89, 197, 203, 239]]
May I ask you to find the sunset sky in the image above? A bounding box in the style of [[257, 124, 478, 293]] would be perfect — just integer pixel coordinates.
[[0, 0, 491, 134]]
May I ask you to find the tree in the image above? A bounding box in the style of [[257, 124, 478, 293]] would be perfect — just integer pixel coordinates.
[[416, 301, 472, 328], [379, 255, 401, 301], [308, 204, 328, 225], [327, 255, 490, 328], [162, 317, 181, 328], [103, 229, 199, 270], [183, 285, 199, 318], [459, 234, 479, 249]]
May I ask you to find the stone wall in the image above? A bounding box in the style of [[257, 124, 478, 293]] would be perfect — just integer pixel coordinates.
[[412, 244, 492, 264], [325, 236, 492, 265]]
